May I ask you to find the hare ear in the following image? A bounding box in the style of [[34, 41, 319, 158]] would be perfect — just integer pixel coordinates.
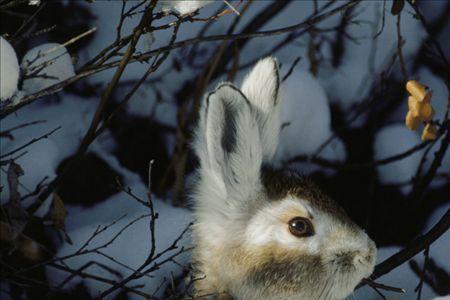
[[195, 83, 262, 201], [241, 57, 281, 161]]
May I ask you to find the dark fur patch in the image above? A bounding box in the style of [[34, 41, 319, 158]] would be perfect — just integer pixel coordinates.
[[222, 100, 237, 153], [261, 167, 350, 222]]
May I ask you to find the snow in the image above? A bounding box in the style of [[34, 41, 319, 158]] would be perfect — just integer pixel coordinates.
[[21, 43, 75, 94], [374, 124, 424, 192], [142, 31, 156, 52], [0, 94, 96, 205], [422, 204, 450, 276], [28, 0, 41, 6], [48, 182, 191, 299], [0, 36, 20, 101], [320, 137, 347, 162], [10, 90, 25, 105], [0, 88, 192, 298], [0, 137, 60, 206], [274, 68, 347, 174], [277, 69, 331, 158], [160, 0, 214, 15], [1, 1, 448, 299], [319, 1, 427, 110]]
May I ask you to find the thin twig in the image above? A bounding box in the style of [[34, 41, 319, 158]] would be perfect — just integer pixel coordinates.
[[281, 56, 301, 82], [0, 120, 46, 140], [0, 126, 61, 159], [396, 13, 408, 82], [361, 278, 406, 294], [415, 246, 429, 300], [367, 208, 450, 282], [41, 27, 97, 56]]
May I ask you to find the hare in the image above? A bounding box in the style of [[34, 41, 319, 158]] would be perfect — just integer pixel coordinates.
[[191, 57, 376, 300]]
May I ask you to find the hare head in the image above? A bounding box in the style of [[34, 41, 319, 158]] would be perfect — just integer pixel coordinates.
[[191, 57, 376, 300]]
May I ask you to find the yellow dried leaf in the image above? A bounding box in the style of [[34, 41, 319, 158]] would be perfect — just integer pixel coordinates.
[[408, 96, 417, 112], [422, 123, 438, 141], [405, 111, 421, 131], [419, 103, 435, 122], [406, 80, 432, 102], [408, 96, 422, 118], [408, 97, 434, 121]]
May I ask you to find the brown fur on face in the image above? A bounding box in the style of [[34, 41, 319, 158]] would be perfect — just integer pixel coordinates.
[[233, 244, 325, 297], [261, 167, 352, 225]]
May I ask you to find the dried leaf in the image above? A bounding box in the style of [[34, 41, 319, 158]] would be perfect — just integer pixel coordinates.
[[419, 103, 435, 122], [0, 221, 42, 261], [0, 221, 18, 242], [18, 237, 42, 261], [7, 161, 24, 205], [391, 0, 405, 15], [4, 162, 28, 235], [422, 123, 438, 141], [51, 193, 68, 229], [405, 111, 421, 131], [406, 80, 432, 103]]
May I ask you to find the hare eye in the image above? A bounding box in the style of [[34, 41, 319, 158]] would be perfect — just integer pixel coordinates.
[[288, 217, 314, 238]]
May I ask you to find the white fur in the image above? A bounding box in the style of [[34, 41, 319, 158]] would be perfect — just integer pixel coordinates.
[[193, 82, 266, 250], [192, 57, 376, 300], [245, 197, 374, 259], [241, 57, 281, 161], [193, 59, 283, 246], [195, 83, 262, 203], [245, 197, 320, 251]]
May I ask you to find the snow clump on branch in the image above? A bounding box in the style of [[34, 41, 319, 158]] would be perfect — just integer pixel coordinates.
[[161, 0, 214, 15], [21, 43, 75, 94], [275, 69, 347, 172], [0, 36, 20, 101]]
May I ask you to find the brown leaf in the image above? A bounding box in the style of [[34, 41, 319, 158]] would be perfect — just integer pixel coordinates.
[[51, 193, 68, 229], [0, 221, 42, 261], [18, 237, 42, 261], [7, 161, 24, 205], [391, 0, 405, 15], [4, 162, 28, 235], [0, 221, 18, 243]]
